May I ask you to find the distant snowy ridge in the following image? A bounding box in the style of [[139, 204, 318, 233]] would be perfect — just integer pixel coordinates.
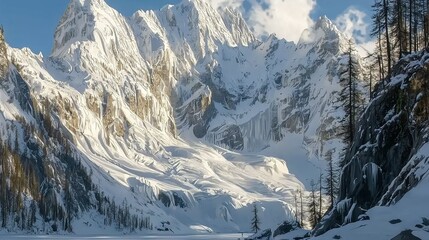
[[0, 0, 306, 234], [0, 0, 368, 235]]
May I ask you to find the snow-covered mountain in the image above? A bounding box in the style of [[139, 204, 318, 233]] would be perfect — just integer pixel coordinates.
[[0, 0, 371, 235]]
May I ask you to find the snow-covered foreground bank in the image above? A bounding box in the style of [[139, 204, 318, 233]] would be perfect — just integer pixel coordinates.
[[0, 233, 251, 240]]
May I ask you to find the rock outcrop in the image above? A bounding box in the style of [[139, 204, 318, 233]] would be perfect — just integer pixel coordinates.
[[313, 50, 429, 236]]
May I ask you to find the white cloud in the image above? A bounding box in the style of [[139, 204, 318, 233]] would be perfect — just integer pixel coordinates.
[[209, 0, 243, 9], [334, 7, 368, 44], [209, 0, 316, 43], [334, 7, 376, 56], [209, 1, 375, 53]]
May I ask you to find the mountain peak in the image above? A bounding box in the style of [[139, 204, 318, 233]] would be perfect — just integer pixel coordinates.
[[314, 15, 340, 34], [297, 15, 345, 46], [52, 0, 109, 55], [134, 0, 254, 59], [69, 0, 106, 7], [52, 0, 135, 55], [50, 0, 148, 89]]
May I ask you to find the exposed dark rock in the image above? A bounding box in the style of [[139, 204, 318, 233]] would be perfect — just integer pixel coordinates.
[[158, 191, 188, 208], [51, 223, 58, 232], [422, 217, 429, 226], [390, 219, 402, 224], [207, 124, 244, 150], [157, 221, 171, 232], [0, 33, 34, 114], [175, 83, 217, 139], [333, 235, 341, 239], [245, 229, 272, 240], [193, 102, 217, 138], [200, 68, 237, 110], [158, 191, 171, 207], [416, 224, 423, 229], [358, 214, 370, 221], [173, 192, 187, 208], [313, 51, 429, 236], [273, 221, 300, 237], [8, 70, 34, 113], [391, 230, 421, 240], [156, 227, 171, 232]]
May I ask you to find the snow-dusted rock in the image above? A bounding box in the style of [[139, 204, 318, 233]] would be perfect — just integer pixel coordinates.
[[245, 229, 272, 240], [313, 50, 429, 236], [1, 0, 311, 233]]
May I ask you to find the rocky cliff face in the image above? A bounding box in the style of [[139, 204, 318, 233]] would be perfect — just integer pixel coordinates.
[[0, 0, 311, 233], [178, 16, 367, 164], [313, 50, 429, 236], [113, 0, 364, 162], [0, 0, 369, 234], [0, 26, 100, 233]]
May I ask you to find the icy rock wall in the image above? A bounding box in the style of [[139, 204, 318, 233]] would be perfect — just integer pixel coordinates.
[[313, 51, 429, 236]]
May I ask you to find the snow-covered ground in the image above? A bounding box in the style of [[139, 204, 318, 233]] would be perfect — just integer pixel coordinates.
[[278, 172, 429, 239], [0, 233, 252, 240]]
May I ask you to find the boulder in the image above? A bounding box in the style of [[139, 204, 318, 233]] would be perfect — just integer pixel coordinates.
[[245, 229, 272, 240], [391, 230, 421, 240], [273, 221, 300, 237]]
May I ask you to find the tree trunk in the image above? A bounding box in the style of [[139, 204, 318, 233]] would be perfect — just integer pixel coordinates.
[[384, 0, 392, 75]]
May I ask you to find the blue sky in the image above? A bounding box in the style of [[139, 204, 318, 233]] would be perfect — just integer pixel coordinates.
[[0, 0, 373, 55], [311, 0, 372, 19]]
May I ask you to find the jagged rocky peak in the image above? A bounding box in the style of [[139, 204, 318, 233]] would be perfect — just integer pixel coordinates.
[[189, 13, 362, 157], [182, 0, 256, 46], [51, 0, 143, 72], [71, 0, 105, 6], [144, 0, 254, 58], [46, 0, 176, 136], [218, 7, 255, 44], [53, 0, 108, 51], [315, 16, 341, 34], [298, 16, 347, 51]]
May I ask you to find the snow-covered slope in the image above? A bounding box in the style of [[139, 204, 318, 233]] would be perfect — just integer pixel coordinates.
[[174, 15, 367, 186], [0, 0, 307, 234], [0, 0, 368, 235], [278, 173, 429, 239]]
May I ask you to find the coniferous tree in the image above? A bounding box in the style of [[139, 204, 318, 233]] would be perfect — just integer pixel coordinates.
[[409, 0, 414, 52], [307, 180, 321, 229], [372, 0, 393, 76], [299, 190, 304, 227], [424, 0, 429, 46], [369, 68, 374, 100], [318, 172, 323, 222], [372, 0, 429, 71], [251, 204, 260, 233], [384, 0, 393, 75], [293, 190, 299, 223], [323, 150, 339, 208], [389, 0, 408, 57], [338, 41, 363, 166]]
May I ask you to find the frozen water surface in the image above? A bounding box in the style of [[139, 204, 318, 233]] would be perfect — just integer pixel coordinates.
[[0, 233, 251, 240]]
